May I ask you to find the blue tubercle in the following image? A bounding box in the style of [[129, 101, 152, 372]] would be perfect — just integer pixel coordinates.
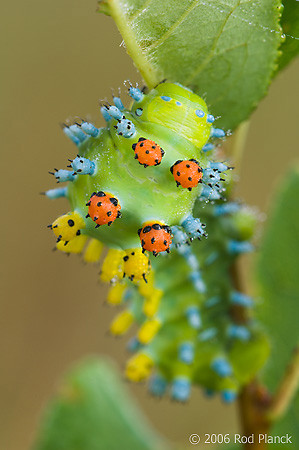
[[205, 296, 220, 308], [210, 162, 231, 172], [69, 156, 96, 175], [222, 390, 237, 403], [211, 357, 233, 378], [50, 169, 76, 183], [228, 240, 254, 255], [198, 328, 218, 341], [80, 122, 100, 137], [181, 215, 207, 240], [104, 105, 123, 121], [202, 168, 222, 188], [128, 86, 144, 102], [227, 325, 251, 341], [126, 337, 142, 353], [113, 96, 124, 111], [171, 226, 189, 246], [207, 114, 215, 123], [186, 306, 202, 329], [214, 202, 240, 216], [195, 109, 205, 118], [101, 106, 112, 122], [149, 374, 168, 397], [189, 271, 206, 293], [68, 125, 87, 143], [211, 127, 226, 138], [171, 377, 191, 402], [199, 185, 222, 201], [179, 342, 194, 364], [44, 187, 68, 199], [160, 96, 171, 102], [63, 127, 80, 146], [230, 291, 253, 308], [202, 143, 214, 153], [114, 118, 136, 138]]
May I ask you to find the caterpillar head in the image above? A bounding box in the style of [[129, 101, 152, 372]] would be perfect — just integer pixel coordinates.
[[131, 82, 213, 148]]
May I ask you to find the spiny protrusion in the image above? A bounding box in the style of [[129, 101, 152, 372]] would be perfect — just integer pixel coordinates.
[[210, 127, 226, 138], [170, 159, 203, 190], [49, 169, 76, 183], [202, 143, 215, 153], [171, 226, 189, 247], [148, 374, 168, 397], [114, 117, 136, 138], [198, 328, 218, 341], [181, 215, 207, 240], [127, 83, 144, 102], [178, 342, 195, 364], [100, 249, 125, 283], [63, 124, 87, 145], [107, 283, 126, 305], [123, 248, 150, 282], [222, 390, 237, 403], [132, 137, 165, 167], [171, 377, 191, 402], [103, 105, 123, 121], [44, 187, 68, 199], [206, 114, 215, 124], [68, 155, 96, 175], [142, 289, 163, 318], [202, 168, 223, 189], [87, 191, 121, 227], [138, 222, 172, 256], [199, 185, 222, 201], [230, 291, 253, 307], [83, 238, 103, 263], [50, 211, 85, 245], [214, 202, 240, 216], [56, 234, 87, 254], [101, 106, 112, 122], [110, 310, 134, 336], [211, 357, 233, 378], [137, 318, 161, 344], [227, 324, 251, 341], [228, 240, 253, 255], [113, 96, 124, 111], [80, 121, 100, 137], [126, 352, 154, 382], [185, 305, 201, 329]]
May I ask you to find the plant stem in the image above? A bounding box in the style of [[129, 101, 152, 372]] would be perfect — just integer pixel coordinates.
[[267, 346, 299, 422]]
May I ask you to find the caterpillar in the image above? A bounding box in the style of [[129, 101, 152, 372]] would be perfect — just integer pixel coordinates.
[[44, 81, 269, 402]]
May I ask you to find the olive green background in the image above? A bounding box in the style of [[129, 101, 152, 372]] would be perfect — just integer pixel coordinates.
[[0, 1, 298, 449]]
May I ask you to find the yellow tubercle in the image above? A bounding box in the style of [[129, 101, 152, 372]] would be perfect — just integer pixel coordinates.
[[51, 211, 85, 243], [84, 239, 104, 263], [107, 283, 126, 305], [143, 289, 163, 317], [56, 234, 88, 253], [110, 310, 134, 336], [100, 249, 125, 283], [123, 248, 150, 282], [137, 318, 161, 344], [138, 270, 155, 297], [126, 353, 154, 382]]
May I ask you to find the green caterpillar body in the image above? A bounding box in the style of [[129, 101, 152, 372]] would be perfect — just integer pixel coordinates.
[[45, 82, 268, 402]]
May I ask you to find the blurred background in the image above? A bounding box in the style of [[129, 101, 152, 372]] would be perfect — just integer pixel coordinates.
[[0, 0, 298, 449]]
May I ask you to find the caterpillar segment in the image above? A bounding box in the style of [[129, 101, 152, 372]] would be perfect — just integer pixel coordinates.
[[45, 81, 267, 403]]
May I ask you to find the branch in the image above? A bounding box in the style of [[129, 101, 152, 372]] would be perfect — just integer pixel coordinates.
[[268, 346, 299, 422]]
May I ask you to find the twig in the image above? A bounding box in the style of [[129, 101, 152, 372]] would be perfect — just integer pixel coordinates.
[[268, 346, 299, 422]]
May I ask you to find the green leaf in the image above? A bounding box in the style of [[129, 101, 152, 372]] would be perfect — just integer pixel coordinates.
[[256, 167, 299, 439], [99, 0, 282, 130], [33, 357, 169, 450], [277, 0, 299, 71]]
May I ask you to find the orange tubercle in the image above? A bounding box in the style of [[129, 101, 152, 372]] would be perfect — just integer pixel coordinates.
[[170, 159, 203, 190], [138, 222, 172, 256], [132, 137, 165, 167], [86, 191, 121, 227]]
